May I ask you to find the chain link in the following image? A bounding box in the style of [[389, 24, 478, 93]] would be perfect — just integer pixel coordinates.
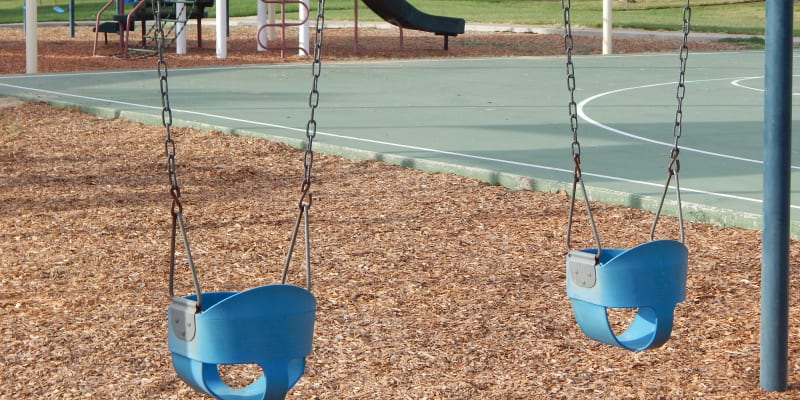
[[155, 0, 180, 213], [563, 0, 579, 157], [672, 3, 691, 155], [300, 0, 325, 200]]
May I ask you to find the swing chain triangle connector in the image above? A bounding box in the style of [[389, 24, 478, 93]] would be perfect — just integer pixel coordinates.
[[282, 199, 312, 290], [565, 158, 602, 259], [650, 154, 686, 243]]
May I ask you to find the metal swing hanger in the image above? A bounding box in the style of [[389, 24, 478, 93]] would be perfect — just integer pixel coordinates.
[[651, 2, 691, 244], [562, 0, 691, 255], [157, 0, 326, 302], [562, 2, 691, 352], [160, 2, 325, 397], [282, 4, 326, 291], [155, 0, 204, 310]]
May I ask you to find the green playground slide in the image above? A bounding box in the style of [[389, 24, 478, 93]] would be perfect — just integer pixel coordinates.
[[361, 0, 465, 48]]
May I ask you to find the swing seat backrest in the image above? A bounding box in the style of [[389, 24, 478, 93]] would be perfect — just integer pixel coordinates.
[[168, 284, 316, 400], [566, 239, 688, 351]]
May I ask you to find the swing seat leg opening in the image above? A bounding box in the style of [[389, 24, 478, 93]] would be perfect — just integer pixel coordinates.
[[570, 300, 675, 351], [566, 240, 688, 351], [171, 355, 304, 400]]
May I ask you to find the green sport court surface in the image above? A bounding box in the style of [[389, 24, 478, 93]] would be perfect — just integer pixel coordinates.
[[1, 50, 798, 234]]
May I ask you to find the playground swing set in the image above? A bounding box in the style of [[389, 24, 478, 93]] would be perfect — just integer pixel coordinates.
[[154, 0, 324, 396], [561, 0, 691, 351], [558, 2, 793, 387], [154, 0, 695, 396]]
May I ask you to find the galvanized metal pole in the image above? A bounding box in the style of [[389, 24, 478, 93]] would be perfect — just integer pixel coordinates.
[[602, 0, 612, 55], [24, 0, 37, 74], [299, 0, 309, 56], [176, 2, 187, 55], [257, 0, 267, 51], [215, 0, 227, 59], [69, 0, 75, 37], [760, 0, 793, 392]]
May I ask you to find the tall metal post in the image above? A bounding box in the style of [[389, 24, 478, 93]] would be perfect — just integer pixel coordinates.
[[760, 0, 793, 392], [24, 0, 37, 74], [69, 0, 75, 37], [215, 0, 227, 59], [176, 2, 187, 54], [602, 0, 612, 55], [299, 0, 309, 56]]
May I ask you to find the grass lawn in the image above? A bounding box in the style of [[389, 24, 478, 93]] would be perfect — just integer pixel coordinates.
[[0, 0, 793, 36]]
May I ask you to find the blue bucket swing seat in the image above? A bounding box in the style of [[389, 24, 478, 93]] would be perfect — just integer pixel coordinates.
[[561, 0, 692, 351], [168, 285, 316, 400], [566, 240, 688, 351]]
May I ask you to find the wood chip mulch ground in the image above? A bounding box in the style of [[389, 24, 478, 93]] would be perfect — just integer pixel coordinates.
[[2, 23, 800, 399]]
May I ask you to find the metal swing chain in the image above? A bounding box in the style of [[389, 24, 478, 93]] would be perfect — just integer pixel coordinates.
[[282, 0, 326, 290], [155, 0, 202, 309], [650, 0, 690, 243], [563, 0, 602, 259]]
